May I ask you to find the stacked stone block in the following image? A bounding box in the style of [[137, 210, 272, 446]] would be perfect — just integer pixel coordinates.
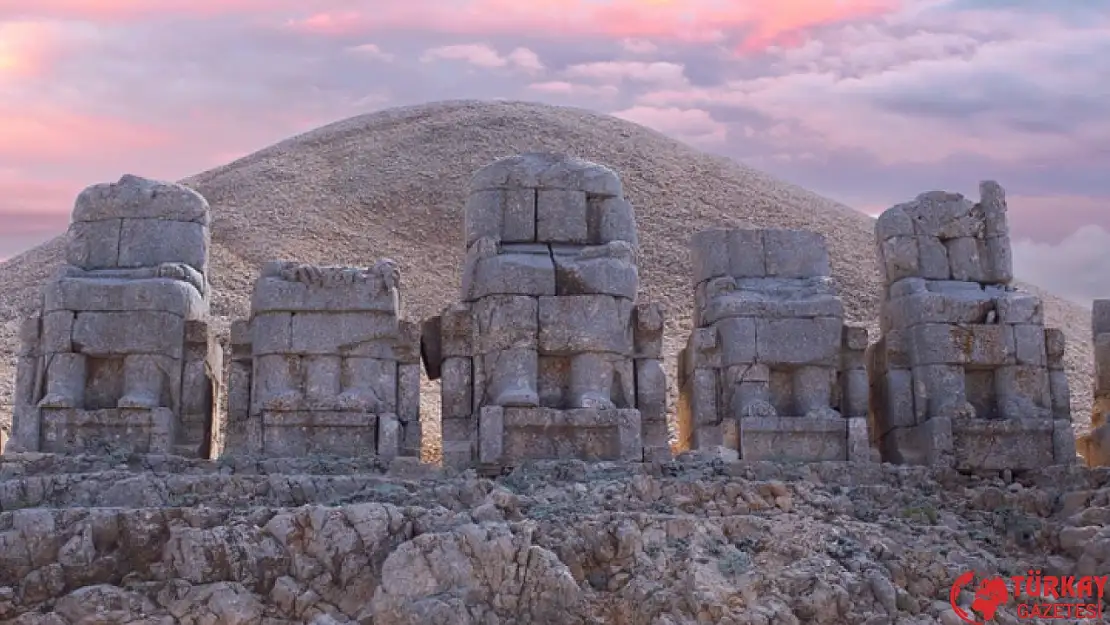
[[421, 153, 667, 467], [7, 175, 222, 457], [225, 260, 419, 458], [867, 181, 1076, 470], [677, 228, 873, 461]]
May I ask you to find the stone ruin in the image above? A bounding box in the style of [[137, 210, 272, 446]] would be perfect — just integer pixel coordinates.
[[8, 175, 222, 457], [677, 228, 873, 462], [421, 153, 668, 467], [867, 182, 1076, 470], [0, 164, 1087, 476], [225, 260, 421, 458]]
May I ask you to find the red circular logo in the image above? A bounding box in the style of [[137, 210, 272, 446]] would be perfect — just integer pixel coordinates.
[[951, 571, 1010, 624]]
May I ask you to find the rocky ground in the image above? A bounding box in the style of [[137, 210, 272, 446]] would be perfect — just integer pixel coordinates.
[[1, 452, 1109, 624]]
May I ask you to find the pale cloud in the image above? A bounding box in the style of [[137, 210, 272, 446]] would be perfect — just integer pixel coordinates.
[[620, 38, 658, 54], [527, 81, 619, 99], [612, 105, 728, 145], [345, 43, 394, 62], [563, 61, 688, 87], [1013, 225, 1110, 307], [420, 43, 506, 67], [768, 23, 984, 76], [504, 47, 543, 72], [420, 43, 544, 73], [1005, 194, 1110, 245]]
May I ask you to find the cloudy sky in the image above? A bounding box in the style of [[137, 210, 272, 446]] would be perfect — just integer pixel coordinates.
[[0, 0, 1107, 303]]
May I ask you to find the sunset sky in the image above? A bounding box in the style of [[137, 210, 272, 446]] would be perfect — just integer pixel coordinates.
[[0, 0, 1107, 303]]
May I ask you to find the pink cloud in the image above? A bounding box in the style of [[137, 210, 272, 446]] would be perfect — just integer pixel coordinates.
[[1012, 224, 1110, 306], [287, 0, 900, 50], [287, 10, 363, 35], [0, 209, 70, 234], [0, 107, 174, 163], [0, 21, 71, 82], [0, 173, 76, 224], [735, 0, 899, 51], [636, 23, 1110, 166], [1007, 195, 1110, 245], [7, 0, 901, 43], [0, 0, 311, 22]]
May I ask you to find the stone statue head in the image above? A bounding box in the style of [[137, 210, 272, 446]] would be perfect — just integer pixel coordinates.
[[65, 174, 211, 276]]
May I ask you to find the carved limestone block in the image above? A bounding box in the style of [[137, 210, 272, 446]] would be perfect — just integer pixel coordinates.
[[436, 153, 664, 466], [680, 227, 866, 462], [7, 175, 223, 459], [869, 181, 1074, 470], [223, 258, 415, 459]]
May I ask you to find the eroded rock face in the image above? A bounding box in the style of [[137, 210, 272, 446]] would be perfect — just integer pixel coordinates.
[[370, 523, 586, 624], [2, 453, 1110, 624]]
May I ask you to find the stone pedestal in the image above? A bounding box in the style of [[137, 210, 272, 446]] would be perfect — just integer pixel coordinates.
[[6, 175, 223, 458], [478, 407, 642, 463], [423, 153, 667, 467], [867, 181, 1077, 470], [734, 415, 872, 462], [677, 228, 875, 462], [883, 417, 1075, 471], [39, 407, 174, 454], [248, 411, 399, 459]]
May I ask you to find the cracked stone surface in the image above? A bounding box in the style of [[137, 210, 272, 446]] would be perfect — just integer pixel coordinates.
[[1, 452, 1110, 623]]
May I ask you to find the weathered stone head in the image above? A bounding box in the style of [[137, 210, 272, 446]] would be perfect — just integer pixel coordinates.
[[460, 153, 641, 302], [875, 180, 1011, 285], [465, 152, 636, 248], [691, 227, 832, 283], [65, 174, 211, 278], [373, 258, 401, 292], [689, 228, 839, 328], [255, 259, 401, 316]]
